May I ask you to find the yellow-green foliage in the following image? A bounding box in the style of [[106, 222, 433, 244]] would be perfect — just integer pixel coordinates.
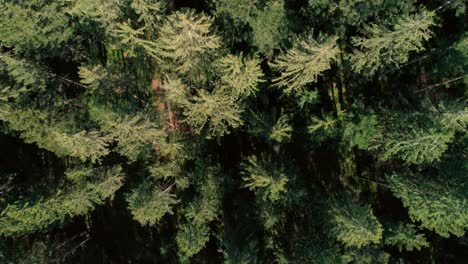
[[0, 1, 73, 55], [89, 105, 166, 161], [350, 9, 435, 76], [242, 155, 288, 202], [389, 172, 468, 238], [0, 108, 109, 163], [126, 182, 178, 226], [0, 166, 123, 237], [176, 166, 222, 263], [176, 221, 210, 263], [325, 196, 383, 248], [183, 90, 243, 137], [157, 10, 220, 76], [270, 35, 339, 93], [217, 53, 263, 98], [384, 223, 429, 251], [249, 110, 293, 145]]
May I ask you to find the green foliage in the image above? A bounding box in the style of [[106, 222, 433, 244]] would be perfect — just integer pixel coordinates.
[[248, 110, 293, 145], [270, 35, 339, 93], [66, 0, 121, 31], [341, 246, 390, 264], [381, 127, 452, 164], [308, 112, 339, 143], [0, 166, 123, 237], [242, 155, 289, 202], [0, 55, 47, 93], [289, 236, 344, 264], [126, 182, 178, 226], [0, 0, 466, 262], [157, 10, 220, 77], [162, 77, 190, 106], [176, 221, 210, 263], [0, 108, 109, 162], [343, 114, 380, 150], [384, 223, 429, 251], [375, 110, 455, 165], [0, 236, 83, 264], [89, 105, 165, 161], [297, 90, 320, 109], [111, 22, 161, 59], [213, 0, 255, 23], [183, 90, 243, 137], [389, 171, 468, 238], [217, 53, 263, 98], [324, 195, 383, 248], [350, 9, 435, 76], [249, 0, 286, 55], [308, 0, 415, 31], [130, 0, 163, 30], [0, 1, 73, 55], [176, 166, 222, 262]]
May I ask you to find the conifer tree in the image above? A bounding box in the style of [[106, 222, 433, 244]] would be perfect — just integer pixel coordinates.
[[323, 195, 383, 248], [0, 0, 466, 262], [384, 223, 429, 252], [388, 171, 468, 238], [126, 181, 178, 226], [242, 155, 289, 203], [0, 108, 109, 163], [0, 166, 123, 237], [350, 9, 435, 76], [270, 35, 340, 93], [217, 53, 263, 98], [157, 10, 220, 78], [183, 90, 243, 137]]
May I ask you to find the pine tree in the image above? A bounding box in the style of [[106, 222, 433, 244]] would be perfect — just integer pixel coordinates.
[[0, 108, 109, 163], [323, 195, 383, 248], [0, 166, 123, 237], [0, 0, 466, 262], [111, 22, 161, 59], [350, 9, 435, 76], [0, 1, 73, 56], [270, 35, 339, 94], [183, 89, 243, 137], [249, 0, 286, 56], [384, 223, 429, 252], [126, 181, 178, 226], [342, 112, 380, 150], [388, 171, 468, 238], [248, 110, 293, 145], [217, 53, 263, 98], [176, 165, 222, 263], [375, 110, 454, 165], [88, 104, 166, 162], [157, 10, 220, 78], [242, 155, 289, 203], [0, 55, 47, 93]]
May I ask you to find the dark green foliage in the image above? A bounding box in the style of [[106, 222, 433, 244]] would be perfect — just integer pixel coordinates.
[[249, 0, 286, 56], [0, 0, 466, 262]]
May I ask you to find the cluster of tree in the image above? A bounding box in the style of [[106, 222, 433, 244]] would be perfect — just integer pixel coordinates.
[[0, 0, 466, 263]]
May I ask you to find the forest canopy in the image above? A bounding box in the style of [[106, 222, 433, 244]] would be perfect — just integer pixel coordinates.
[[0, 0, 466, 263]]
